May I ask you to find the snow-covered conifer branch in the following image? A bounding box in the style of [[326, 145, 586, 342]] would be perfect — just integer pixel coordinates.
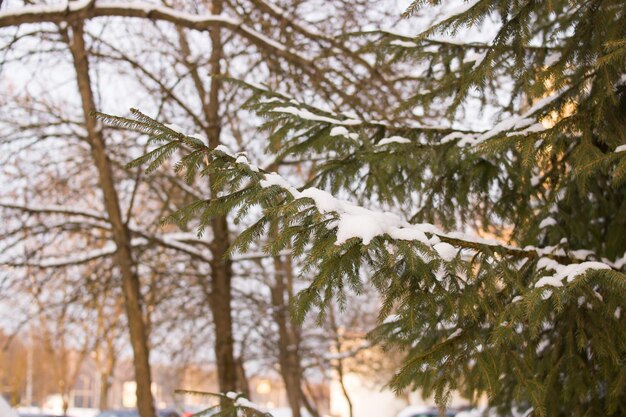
[[96, 109, 624, 279]]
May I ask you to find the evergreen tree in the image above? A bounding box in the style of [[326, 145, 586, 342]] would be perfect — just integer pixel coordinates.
[[98, 1, 626, 416]]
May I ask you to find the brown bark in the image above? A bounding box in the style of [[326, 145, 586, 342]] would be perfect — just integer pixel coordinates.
[[272, 254, 304, 417], [66, 22, 156, 417], [209, 233, 237, 394], [206, 0, 238, 391], [96, 339, 116, 410], [173, 0, 238, 395], [32, 284, 88, 416], [329, 309, 353, 417], [0, 2, 311, 70], [299, 383, 321, 417], [0, 1, 368, 111], [98, 368, 110, 409], [235, 356, 251, 399]]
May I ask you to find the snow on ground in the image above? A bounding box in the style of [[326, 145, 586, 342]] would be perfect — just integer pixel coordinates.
[[1, 397, 19, 417], [16, 407, 99, 417]]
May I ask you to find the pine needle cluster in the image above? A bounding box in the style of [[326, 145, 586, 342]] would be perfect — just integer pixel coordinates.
[[97, 1, 626, 415]]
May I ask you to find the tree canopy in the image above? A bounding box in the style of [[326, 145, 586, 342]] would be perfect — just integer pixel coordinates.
[[98, 1, 626, 416]]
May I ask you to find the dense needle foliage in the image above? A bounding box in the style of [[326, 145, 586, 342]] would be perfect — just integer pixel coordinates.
[[98, 1, 626, 416]]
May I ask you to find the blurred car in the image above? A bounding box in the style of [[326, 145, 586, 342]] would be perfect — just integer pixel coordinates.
[[97, 409, 179, 417], [158, 410, 179, 417]]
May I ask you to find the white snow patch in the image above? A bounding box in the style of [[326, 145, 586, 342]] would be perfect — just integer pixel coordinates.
[[511, 122, 545, 136], [536, 339, 550, 354], [329, 126, 358, 140], [441, 131, 476, 145], [383, 314, 400, 323], [236, 397, 267, 413], [535, 275, 564, 288], [390, 40, 418, 48], [396, 406, 433, 417], [260, 172, 298, 194], [260, 174, 433, 246], [537, 257, 560, 271], [615, 144, 626, 153], [539, 217, 557, 228], [388, 226, 430, 245], [224, 391, 266, 412], [330, 126, 349, 137], [433, 242, 457, 261], [272, 107, 361, 126], [214, 144, 235, 157], [531, 173, 542, 187], [376, 136, 412, 146], [164, 123, 185, 133], [460, 93, 561, 146], [299, 188, 342, 213], [535, 261, 611, 288], [334, 209, 399, 245], [463, 50, 486, 68], [235, 154, 249, 164], [446, 328, 463, 341]]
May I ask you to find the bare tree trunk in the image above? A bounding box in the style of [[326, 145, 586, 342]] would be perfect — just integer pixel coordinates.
[[66, 21, 155, 417], [300, 387, 320, 417], [235, 356, 250, 399], [299, 382, 321, 417], [271, 255, 303, 417], [175, 0, 238, 395], [335, 360, 353, 417], [98, 350, 116, 410], [62, 394, 69, 416], [99, 371, 109, 410], [208, 221, 237, 394], [329, 309, 353, 417]]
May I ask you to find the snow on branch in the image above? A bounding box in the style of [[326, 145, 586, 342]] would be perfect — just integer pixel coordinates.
[[250, 83, 473, 139], [270, 106, 363, 126], [225, 392, 269, 414], [259, 172, 432, 246], [94, 109, 622, 285], [0, 1, 312, 69], [225, 150, 618, 275], [534, 259, 610, 289], [250, 79, 561, 149], [98, 102, 621, 278]]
